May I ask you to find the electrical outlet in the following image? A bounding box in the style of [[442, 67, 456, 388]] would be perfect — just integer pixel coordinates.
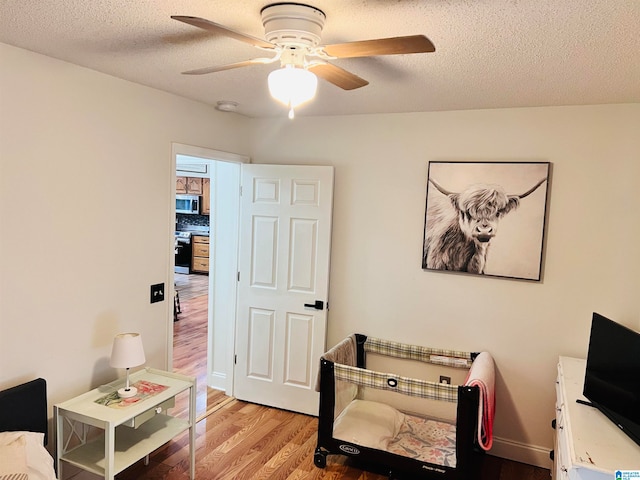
[[439, 375, 451, 385], [150, 283, 165, 303]]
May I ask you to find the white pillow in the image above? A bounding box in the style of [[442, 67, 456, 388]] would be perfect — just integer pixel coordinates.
[[0, 431, 57, 480], [332, 399, 405, 450], [0, 435, 28, 480]]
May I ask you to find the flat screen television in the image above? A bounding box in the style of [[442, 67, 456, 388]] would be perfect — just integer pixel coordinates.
[[583, 312, 640, 447]]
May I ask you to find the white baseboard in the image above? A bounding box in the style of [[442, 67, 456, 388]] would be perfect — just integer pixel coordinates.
[[489, 436, 553, 469], [208, 371, 226, 392]]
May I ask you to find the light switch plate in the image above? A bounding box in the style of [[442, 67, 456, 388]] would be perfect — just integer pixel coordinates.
[[150, 283, 165, 303]]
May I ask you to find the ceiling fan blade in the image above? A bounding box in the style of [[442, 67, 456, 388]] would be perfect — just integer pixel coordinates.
[[322, 35, 435, 58], [171, 15, 275, 50], [182, 57, 278, 75], [307, 62, 369, 90]]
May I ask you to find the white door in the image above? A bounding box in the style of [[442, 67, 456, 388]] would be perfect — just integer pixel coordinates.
[[234, 164, 334, 415]]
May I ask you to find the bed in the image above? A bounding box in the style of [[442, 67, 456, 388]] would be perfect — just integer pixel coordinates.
[[314, 334, 495, 480], [0, 378, 58, 480]]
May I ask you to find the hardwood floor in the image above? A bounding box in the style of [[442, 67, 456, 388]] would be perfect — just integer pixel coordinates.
[[120, 273, 551, 479], [173, 273, 231, 420], [175, 273, 209, 301], [116, 398, 550, 480]]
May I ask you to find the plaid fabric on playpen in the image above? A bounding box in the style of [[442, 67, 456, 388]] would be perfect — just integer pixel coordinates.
[[364, 336, 473, 368], [332, 363, 459, 402]]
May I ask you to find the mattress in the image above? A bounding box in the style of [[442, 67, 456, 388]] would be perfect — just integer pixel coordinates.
[[387, 414, 457, 468]]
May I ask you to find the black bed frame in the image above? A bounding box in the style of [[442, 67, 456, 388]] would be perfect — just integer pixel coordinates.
[[314, 334, 485, 480], [0, 378, 48, 445]]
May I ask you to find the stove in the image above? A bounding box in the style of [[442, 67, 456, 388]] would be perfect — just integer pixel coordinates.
[[174, 231, 192, 243], [174, 232, 192, 274], [176, 224, 210, 235]]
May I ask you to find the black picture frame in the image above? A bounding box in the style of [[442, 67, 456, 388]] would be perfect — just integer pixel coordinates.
[[422, 161, 551, 281]]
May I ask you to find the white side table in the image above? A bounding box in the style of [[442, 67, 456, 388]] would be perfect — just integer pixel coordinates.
[[54, 368, 196, 480]]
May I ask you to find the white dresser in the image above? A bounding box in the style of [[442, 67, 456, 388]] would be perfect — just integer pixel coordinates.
[[553, 356, 640, 479]]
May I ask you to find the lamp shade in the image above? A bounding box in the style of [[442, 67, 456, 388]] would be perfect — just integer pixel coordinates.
[[268, 65, 318, 108], [109, 333, 145, 369]]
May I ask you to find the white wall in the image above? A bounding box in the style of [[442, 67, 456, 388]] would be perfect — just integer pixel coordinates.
[[0, 44, 250, 407], [248, 104, 640, 465], [2, 40, 639, 469]]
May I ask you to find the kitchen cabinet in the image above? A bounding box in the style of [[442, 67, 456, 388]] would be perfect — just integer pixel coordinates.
[[176, 176, 203, 195], [201, 178, 210, 215], [192, 235, 209, 274]]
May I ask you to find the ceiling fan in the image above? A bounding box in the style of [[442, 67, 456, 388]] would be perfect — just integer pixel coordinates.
[[172, 3, 435, 116]]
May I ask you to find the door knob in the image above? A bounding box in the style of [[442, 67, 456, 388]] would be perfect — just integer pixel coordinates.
[[304, 300, 324, 310]]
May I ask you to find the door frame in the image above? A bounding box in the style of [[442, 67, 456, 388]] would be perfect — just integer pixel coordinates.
[[169, 142, 249, 395]]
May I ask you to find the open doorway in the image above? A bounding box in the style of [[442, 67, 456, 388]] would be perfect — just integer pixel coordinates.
[[170, 143, 246, 419], [174, 161, 211, 412]]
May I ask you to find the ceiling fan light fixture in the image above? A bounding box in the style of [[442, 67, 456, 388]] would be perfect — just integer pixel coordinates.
[[268, 65, 318, 114], [174, 5, 436, 116], [261, 3, 326, 49]]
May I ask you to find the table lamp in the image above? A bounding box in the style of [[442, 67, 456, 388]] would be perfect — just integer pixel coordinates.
[[110, 333, 146, 398]]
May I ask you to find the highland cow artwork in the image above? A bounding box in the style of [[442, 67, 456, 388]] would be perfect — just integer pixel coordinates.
[[422, 162, 550, 280]]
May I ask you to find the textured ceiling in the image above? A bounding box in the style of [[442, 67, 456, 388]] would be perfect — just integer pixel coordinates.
[[1, 0, 639, 118]]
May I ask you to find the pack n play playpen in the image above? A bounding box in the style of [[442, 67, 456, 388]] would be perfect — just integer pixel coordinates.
[[314, 334, 495, 479]]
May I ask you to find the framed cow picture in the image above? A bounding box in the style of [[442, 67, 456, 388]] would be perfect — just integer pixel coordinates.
[[422, 161, 551, 281]]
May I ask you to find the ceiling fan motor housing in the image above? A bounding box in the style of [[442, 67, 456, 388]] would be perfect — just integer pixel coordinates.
[[261, 3, 326, 49]]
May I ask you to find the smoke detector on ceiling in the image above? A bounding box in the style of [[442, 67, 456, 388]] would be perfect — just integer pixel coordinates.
[[215, 101, 239, 112]]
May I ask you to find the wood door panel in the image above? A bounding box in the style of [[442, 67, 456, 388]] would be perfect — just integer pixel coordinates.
[[235, 165, 334, 416], [186, 177, 203, 194], [247, 308, 275, 380], [176, 176, 188, 193], [253, 178, 280, 203], [288, 218, 318, 293], [284, 313, 314, 387], [250, 216, 278, 288], [291, 179, 320, 206]]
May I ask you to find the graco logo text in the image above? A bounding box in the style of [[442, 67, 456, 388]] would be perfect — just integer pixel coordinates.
[[339, 444, 360, 455]]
